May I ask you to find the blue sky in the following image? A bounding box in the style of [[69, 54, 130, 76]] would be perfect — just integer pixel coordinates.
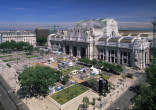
[[0, 0, 155, 29]]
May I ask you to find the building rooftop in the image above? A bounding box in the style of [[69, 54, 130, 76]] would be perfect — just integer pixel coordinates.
[[98, 37, 108, 42], [108, 37, 121, 42], [120, 36, 134, 43]]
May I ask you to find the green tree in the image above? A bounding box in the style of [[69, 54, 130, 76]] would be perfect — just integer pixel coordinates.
[[82, 97, 89, 109], [0, 41, 34, 52], [132, 84, 156, 110], [113, 65, 123, 74], [132, 65, 156, 110], [9, 40, 16, 50], [145, 64, 156, 87], [78, 58, 123, 74], [92, 98, 96, 110], [18, 65, 62, 96], [37, 36, 47, 46], [25, 45, 33, 55], [91, 59, 98, 65], [61, 75, 69, 85]]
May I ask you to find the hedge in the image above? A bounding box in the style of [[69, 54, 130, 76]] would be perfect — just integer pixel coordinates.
[[78, 58, 123, 74]]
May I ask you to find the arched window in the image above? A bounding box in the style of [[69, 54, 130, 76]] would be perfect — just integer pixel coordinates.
[[111, 31, 116, 37]]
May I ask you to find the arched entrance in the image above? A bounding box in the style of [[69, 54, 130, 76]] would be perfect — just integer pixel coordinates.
[[65, 46, 70, 55], [80, 47, 86, 58], [111, 31, 116, 37], [73, 46, 77, 57]]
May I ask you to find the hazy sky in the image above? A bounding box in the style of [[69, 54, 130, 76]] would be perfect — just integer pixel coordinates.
[[0, 0, 155, 29]]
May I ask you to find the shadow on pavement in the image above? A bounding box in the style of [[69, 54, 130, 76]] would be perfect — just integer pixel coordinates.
[[0, 75, 29, 110]]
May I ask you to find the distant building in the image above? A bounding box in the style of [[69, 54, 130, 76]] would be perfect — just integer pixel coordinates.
[[48, 18, 150, 69], [0, 33, 2, 43], [35, 28, 49, 38], [35, 28, 50, 45], [1, 31, 36, 46]]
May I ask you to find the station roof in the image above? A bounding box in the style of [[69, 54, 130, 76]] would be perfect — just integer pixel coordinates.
[[98, 36, 139, 44], [108, 37, 121, 42], [140, 34, 149, 37], [120, 36, 134, 43], [98, 37, 108, 42]]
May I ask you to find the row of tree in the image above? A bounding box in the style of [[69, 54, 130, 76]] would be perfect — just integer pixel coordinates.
[[18, 65, 63, 96], [132, 64, 156, 110], [18, 65, 69, 96], [0, 40, 33, 52], [36, 36, 47, 46], [79, 58, 123, 74]]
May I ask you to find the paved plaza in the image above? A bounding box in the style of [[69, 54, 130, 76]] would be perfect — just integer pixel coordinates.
[[0, 52, 146, 110]]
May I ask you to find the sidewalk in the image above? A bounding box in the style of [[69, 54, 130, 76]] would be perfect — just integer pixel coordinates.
[[0, 60, 29, 110]]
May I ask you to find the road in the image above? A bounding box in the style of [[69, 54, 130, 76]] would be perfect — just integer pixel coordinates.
[[0, 81, 17, 110], [107, 90, 135, 110], [107, 71, 146, 110], [0, 60, 29, 110], [0, 75, 30, 110]]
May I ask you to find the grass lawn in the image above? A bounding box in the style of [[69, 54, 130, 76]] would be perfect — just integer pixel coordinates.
[[25, 55, 39, 58], [51, 84, 89, 105], [61, 66, 80, 75], [3, 58, 20, 62], [0, 55, 12, 58], [80, 79, 98, 92], [101, 74, 110, 80]]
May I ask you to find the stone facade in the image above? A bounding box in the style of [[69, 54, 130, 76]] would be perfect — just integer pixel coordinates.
[[1, 31, 36, 47], [48, 19, 150, 69]]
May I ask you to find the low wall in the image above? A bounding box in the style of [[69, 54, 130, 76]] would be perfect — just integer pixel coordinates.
[[48, 89, 92, 110], [47, 96, 61, 109]]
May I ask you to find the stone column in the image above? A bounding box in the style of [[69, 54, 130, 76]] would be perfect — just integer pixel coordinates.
[[117, 49, 120, 64], [62, 45, 65, 53], [126, 52, 128, 65], [121, 52, 124, 65], [147, 50, 150, 64], [110, 50, 112, 63], [129, 51, 133, 67], [142, 50, 146, 68], [105, 48, 109, 62], [94, 46, 98, 59], [103, 49, 105, 61], [77, 47, 81, 58], [138, 50, 143, 69], [86, 47, 88, 58], [70, 46, 73, 56], [88, 45, 90, 59]]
